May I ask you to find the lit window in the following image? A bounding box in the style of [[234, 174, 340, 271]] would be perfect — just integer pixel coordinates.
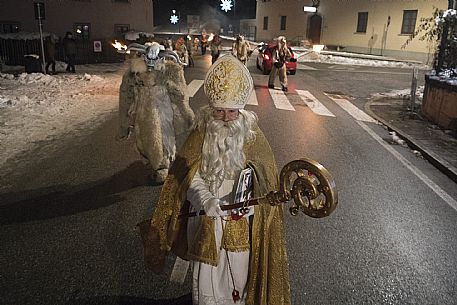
[[356, 12, 368, 33], [401, 10, 417, 34]]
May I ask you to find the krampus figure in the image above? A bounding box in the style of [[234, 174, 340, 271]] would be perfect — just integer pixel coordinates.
[[118, 42, 194, 183]]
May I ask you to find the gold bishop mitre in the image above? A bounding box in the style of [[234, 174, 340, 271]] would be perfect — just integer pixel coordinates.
[[204, 54, 253, 109]]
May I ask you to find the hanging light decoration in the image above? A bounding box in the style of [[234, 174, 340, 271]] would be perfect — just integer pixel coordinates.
[[220, 0, 233, 13], [170, 9, 179, 24]]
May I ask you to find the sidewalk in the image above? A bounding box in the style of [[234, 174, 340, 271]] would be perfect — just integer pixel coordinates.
[[365, 97, 457, 183]]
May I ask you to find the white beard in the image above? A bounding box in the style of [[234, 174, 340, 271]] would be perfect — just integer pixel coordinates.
[[197, 107, 257, 195]]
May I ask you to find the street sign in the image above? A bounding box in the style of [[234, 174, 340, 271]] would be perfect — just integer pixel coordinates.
[[93, 41, 102, 52], [34, 2, 45, 20]]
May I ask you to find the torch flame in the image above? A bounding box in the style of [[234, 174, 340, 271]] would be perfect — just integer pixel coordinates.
[[207, 33, 214, 42], [112, 40, 128, 53]]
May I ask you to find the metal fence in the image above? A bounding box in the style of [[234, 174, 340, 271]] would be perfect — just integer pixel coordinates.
[[0, 38, 125, 66]]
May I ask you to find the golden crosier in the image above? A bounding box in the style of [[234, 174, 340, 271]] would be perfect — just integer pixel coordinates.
[[181, 158, 338, 219], [266, 158, 338, 218]]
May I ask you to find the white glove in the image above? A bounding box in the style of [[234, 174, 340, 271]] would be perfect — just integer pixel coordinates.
[[203, 198, 223, 217]]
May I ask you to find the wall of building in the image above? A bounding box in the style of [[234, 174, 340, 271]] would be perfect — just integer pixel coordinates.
[[255, 0, 450, 62], [239, 19, 256, 41], [0, 0, 153, 39], [255, 0, 314, 44], [319, 0, 448, 62]]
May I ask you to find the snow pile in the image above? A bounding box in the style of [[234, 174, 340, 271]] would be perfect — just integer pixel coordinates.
[[0, 65, 125, 169], [371, 86, 424, 101], [296, 51, 430, 69], [427, 68, 457, 86]]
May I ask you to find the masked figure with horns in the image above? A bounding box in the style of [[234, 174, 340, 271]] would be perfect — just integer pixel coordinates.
[[231, 35, 251, 66], [140, 55, 291, 305], [118, 42, 195, 183]]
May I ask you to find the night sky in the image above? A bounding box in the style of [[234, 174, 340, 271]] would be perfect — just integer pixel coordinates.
[[153, 0, 257, 26]]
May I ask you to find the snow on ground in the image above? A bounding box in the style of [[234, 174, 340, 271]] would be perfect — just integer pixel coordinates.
[[0, 62, 126, 171], [0, 52, 434, 178], [295, 50, 431, 70]]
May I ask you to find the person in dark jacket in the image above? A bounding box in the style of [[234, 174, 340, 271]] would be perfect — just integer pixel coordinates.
[[62, 31, 76, 73], [210, 34, 222, 64], [200, 34, 208, 55], [44, 35, 56, 74]]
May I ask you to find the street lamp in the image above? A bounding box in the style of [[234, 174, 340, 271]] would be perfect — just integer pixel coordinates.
[[303, 6, 317, 13]]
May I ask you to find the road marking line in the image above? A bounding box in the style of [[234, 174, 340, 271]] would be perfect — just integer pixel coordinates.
[[187, 79, 204, 97], [247, 90, 258, 105], [296, 90, 335, 117], [327, 96, 376, 122], [297, 64, 317, 70], [269, 88, 295, 111], [358, 121, 457, 212]]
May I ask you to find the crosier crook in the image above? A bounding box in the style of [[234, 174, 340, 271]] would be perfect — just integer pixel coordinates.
[[180, 158, 338, 219]]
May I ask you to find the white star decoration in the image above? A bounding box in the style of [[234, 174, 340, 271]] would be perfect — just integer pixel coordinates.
[[170, 14, 179, 24], [220, 0, 233, 12]]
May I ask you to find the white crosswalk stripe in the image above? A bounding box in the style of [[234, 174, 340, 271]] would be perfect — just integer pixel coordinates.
[[326, 95, 376, 122], [268, 88, 295, 111], [188, 80, 376, 123], [295, 90, 335, 117], [187, 79, 204, 97]]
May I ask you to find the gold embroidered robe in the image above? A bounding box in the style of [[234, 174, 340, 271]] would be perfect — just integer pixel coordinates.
[[139, 124, 291, 305]]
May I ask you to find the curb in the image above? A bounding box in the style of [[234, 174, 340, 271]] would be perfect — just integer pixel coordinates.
[[365, 99, 457, 184]]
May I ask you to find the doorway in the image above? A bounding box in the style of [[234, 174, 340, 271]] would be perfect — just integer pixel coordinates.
[[308, 14, 322, 44]]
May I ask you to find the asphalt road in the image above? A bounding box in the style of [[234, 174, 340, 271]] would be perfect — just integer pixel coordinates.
[[1, 53, 456, 305]]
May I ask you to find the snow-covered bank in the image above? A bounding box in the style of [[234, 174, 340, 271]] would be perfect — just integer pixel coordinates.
[[295, 50, 431, 70], [0, 63, 126, 173]]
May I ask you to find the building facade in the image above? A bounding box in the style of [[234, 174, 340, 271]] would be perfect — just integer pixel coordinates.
[[256, 0, 313, 45], [0, 0, 154, 40], [256, 0, 452, 62]]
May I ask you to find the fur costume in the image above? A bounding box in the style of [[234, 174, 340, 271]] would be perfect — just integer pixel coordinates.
[[118, 57, 194, 183], [231, 37, 251, 65]]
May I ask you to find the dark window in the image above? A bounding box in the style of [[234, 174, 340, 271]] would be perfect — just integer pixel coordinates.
[[113, 0, 129, 2], [401, 10, 417, 34], [114, 24, 130, 38], [0, 22, 20, 33], [75, 23, 90, 40], [263, 16, 268, 30], [356, 12, 368, 33], [280, 16, 287, 31]]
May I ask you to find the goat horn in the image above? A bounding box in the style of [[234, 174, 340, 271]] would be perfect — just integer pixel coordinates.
[[127, 47, 147, 54], [127, 43, 147, 50], [159, 50, 187, 66]]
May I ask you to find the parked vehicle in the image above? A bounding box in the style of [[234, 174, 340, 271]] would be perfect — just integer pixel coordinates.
[[256, 43, 297, 75]]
